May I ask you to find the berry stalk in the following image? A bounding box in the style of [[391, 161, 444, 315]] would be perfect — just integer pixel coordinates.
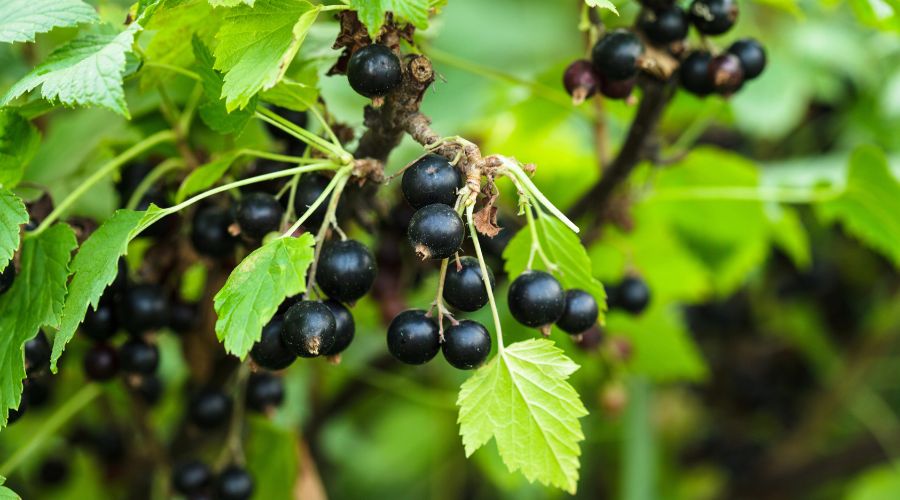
[[465, 204, 505, 351]]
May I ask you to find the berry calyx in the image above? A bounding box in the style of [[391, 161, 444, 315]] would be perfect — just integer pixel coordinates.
[[556, 289, 599, 335], [81, 296, 118, 341], [189, 389, 232, 428], [680, 51, 714, 96], [173, 460, 212, 496], [315, 239, 377, 303], [281, 301, 336, 358], [689, 0, 738, 35], [612, 276, 651, 315], [83, 343, 119, 381], [508, 270, 565, 330], [728, 38, 766, 80], [401, 154, 462, 209], [407, 204, 465, 260], [215, 465, 254, 500], [442, 320, 491, 370], [191, 205, 237, 258], [119, 338, 159, 375], [638, 5, 689, 45], [444, 256, 494, 312], [24, 332, 51, 374], [591, 30, 644, 81], [250, 315, 296, 370], [293, 173, 332, 229], [387, 309, 441, 365], [321, 299, 355, 356], [246, 373, 285, 412], [708, 53, 744, 95], [0, 264, 14, 295], [347, 44, 403, 98], [121, 284, 170, 335], [563, 60, 601, 105], [236, 192, 282, 239]]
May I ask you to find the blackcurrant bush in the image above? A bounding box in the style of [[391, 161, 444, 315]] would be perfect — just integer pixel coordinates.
[[321, 300, 355, 356], [169, 301, 198, 334], [38, 457, 69, 487], [281, 301, 336, 358], [387, 310, 440, 365], [90, 429, 126, 464], [136, 187, 179, 239], [347, 44, 402, 98], [600, 76, 637, 100], [689, 0, 738, 35], [81, 296, 118, 341], [24, 332, 51, 374], [591, 30, 644, 81], [236, 192, 282, 239], [508, 270, 565, 329], [293, 173, 332, 229], [563, 59, 601, 104], [83, 343, 119, 381], [121, 284, 170, 334], [708, 53, 744, 95], [556, 289, 599, 335], [119, 338, 159, 375], [401, 154, 462, 209], [265, 106, 308, 143], [442, 320, 491, 370], [173, 460, 212, 495], [638, 5, 689, 45], [680, 51, 714, 96], [24, 378, 50, 408], [614, 276, 651, 314], [135, 375, 163, 405], [215, 465, 254, 500], [251, 315, 296, 370], [316, 239, 377, 303], [191, 205, 237, 258], [189, 389, 232, 428], [407, 204, 465, 260], [246, 373, 285, 412], [444, 256, 494, 312], [0, 264, 14, 295], [728, 38, 766, 80]]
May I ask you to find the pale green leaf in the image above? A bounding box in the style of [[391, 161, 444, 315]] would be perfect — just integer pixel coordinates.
[[260, 75, 319, 112], [141, 0, 221, 88], [584, 0, 618, 15], [389, 0, 430, 29], [175, 151, 241, 203], [0, 189, 28, 271], [194, 36, 257, 134], [246, 416, 299, 499], [209, 0, 255, 6], [0, 475, 19, 500], [0, 0, 98, 44], [0, 109, 41, 188], [768, 205, 811, 270], [457, 339, 587, 494], [214, 234, 315, 358], [349, 0, 387, 37]]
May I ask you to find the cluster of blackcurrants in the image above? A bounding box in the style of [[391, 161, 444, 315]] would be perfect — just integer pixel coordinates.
[[173, 459, 253, 500]]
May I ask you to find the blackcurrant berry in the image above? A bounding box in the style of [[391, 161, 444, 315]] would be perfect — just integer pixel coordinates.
[[347, 44, 402, 98], [246, 373, 284, 412], [83, 343, 119, 381], [401, 154, 462, 209], [315, 240, 377, 303], [638, 5, 689, 45], [708, 53, 744, 95], [556, 289, 599, 335], [508, 270, 565, 329], [119, 338, 159, 375], [0, 264, 14, 295], [169, 301, 198, 334], [680, 51, 714, 96], [281, 301, 336, 358], [591, 30, 644, 81], [251, 315, 296, 370], [728, 38, 766, 80], [189, 389, 232, 428], [407, 204, 465, 260], [265, 106, 308, 143], [386, 310, 441, 365], [236, 192, 282, 239], [81, 296, 118, 341], [689, 0, 738, 35], [215, 465, 254, 500], [614, 276, 651, 314], [293, 173, 332, 229], [24, 332, 51, 374], [121, 284, 170, 334], [191, 205, 237, 258], [442, 320, 491, 370], [563, 59, 601, 104], [321, 300, 355, 356], [444, 256, 494, 312], [173, 459, 212, 495], [135, 375, 163, 405], [600, 75, 637, 100]]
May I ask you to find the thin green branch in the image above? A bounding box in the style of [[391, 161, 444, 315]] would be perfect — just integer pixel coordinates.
[[466, 203, 505, 351], [126, 158, 186, 210]]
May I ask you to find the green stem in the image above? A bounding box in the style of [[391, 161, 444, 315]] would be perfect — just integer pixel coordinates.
[[466, 204, 505, 351], [649, 186, 843, 204], [501, 157, 581, 234], [239, 149, 322, 164], [281, 167, 352, 239], [142, 62, 202, 82], [304, 170, 352, 295], [256, 109, 348, 161], [179, 83, 204, 132], [126, 158, 185, 210], [523, 201, 554, 271]]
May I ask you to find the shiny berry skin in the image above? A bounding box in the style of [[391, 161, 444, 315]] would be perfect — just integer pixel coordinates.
[[173, 460, 212, 495], [24, 332, 51, 374], [708, 53, 744, 95], [407, 204, 465, 260], [638, 5, 689, 45], [321, 300, 355, 356], [563, 59, 601, 104], [81, 297, 118, 341], [316, 240, 377, 303], [442, 320, 491, 370], [680, 51, 714, 96], [293, 173, 332, 229], [121, 284, 170, 334], [0, 264, 14, 295], [281, 301, 336, 358], [591, 30, 644, 81], [169, 302, 198, 334], [401, 154, 462, 209], [387, 310, 440, 365], [236, 192, 282, 239], [246, 373, 284, 412], [347, 44, 402, 98], [444, 256, 494, 312], [119, 338, 159, 375], [251, 316, 296, 370], [556, 290, 599, 335], [83, 343, 119, 381], [189, 389, 232, 428], [508, 270, 565, 328], [600, 76, 636, 100], [689, 0, 738, 35], [191, 205, 236, 258], [614, 276, 651, 314], [215, 465, 254, 500], [728, 38, 766, 80]]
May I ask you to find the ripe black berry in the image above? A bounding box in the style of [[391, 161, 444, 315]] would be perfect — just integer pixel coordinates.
[[215, 465, 254, 500], [442, 320, 491, 370], [387, 310, 440, 365], [600, 76, 636, 100], [401, 154, 462, 209], [81, 297, 118, 341], [121, 284, 170, 334], [246, 373, 284, 412], [83, 343, 119, 381], [680, 51, 714, 96], [347, 44, 402, 98], [563, 59, 601, 104], [444, 256, 494, 312], [236, 192, 282, 239], [591, 30, 644, 81], [251, 316, 295, 370], [728, 38, 766, 80], [316, 239, 377, 303], [24, 332, 51, 374], [708, 53, 744, 94], [614, 276, 651, 314], [173, 460, 212, 495], [556, 290, 599, 335], [407, 204, 465, 260], [293, 173, 332, 229], [265, 106, 308, 144], [191, 205, 237, 258], [321, 300, 355, 356], [281, 301, 336, 358], [508, 270, 565, 329], [135, 375, 163, 405], [189, 389, 232, 428], [169, 301, 198, 334], [119, 338, 159, 375], [0, 264, 14, 295], [689, 0, 738, 35], [638, 5, 689, 45]]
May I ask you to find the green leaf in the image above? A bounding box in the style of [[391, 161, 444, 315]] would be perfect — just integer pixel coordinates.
[[0, 224, 76, 427], [51, 210, 146, 371], [214, 234, 315, 358], [621, 378, 656, 500], [141, 0, 220, 88], [457, 338, 588, 494], [209, 0, 255, 6], [388, 0, 430, 29], [0, 108, 41, 188], [349, 0, 387, 37], [817, 145, 900, 267], [246, 416, 299, 499], [0, 0, 98, 44], [193, 36, 257, 134], [0, 475, 19, 499], [584, 0, 618, 15], [0, 189, 28, 271], [175, 151, 241, 203], [213, 0, 321, 111], [260, 75, 319, 112], [768, 205, 811, 270], [1, 23, 142, 117]]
